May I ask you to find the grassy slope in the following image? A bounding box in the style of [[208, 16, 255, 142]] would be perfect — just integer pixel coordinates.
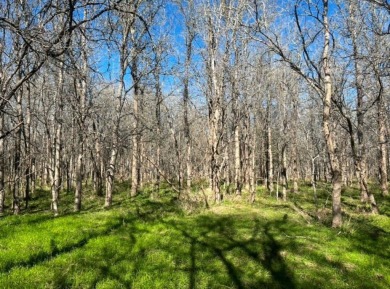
[[0, 183, 389, 289]]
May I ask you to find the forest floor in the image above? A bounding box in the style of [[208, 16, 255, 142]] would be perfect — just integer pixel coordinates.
[[0, 182, 389, 289]]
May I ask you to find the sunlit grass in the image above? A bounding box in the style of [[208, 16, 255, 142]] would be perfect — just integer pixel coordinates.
[[0, 181, 388, 288]]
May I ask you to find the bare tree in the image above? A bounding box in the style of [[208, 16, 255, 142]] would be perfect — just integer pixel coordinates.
[[179, 0, 196, 192], [0, 114, 4, 214], [74, 12, 89, 212], [51, 61, 64, 216], [253, 0, 343, 226], [202, 4, 226, 202], [105, 4, 137, 206]]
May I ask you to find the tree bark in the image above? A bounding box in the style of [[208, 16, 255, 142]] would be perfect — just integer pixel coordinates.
[[377, 92, 388, 196], [292, 93, 299, 193], [155, 67, 162, 191], [105, 143, 117, 207], [281, 144, 287, 201], [52, 120, 62, 216], [131, 62, 140, 197], [74, 10, 92, 212], [51, 63, 64, 216], [74, 30, 88, 212], [92, 121, 103, 196], [0, 114, 5, 214], [183, 22, 193, 192], [23, 83, 32, 208], [376, 68, 389, 197], [233, 92, 241, 195], [13, 91, 23, 215], [266, 93, 274, 193], [250, 119, 256, 203], [206, 15, 223, 203], [322, 0, 342, 227], [349, 1, 370, 203]]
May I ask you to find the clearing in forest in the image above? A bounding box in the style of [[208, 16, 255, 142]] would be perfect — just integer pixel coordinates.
[[0, 184, 389, 289]]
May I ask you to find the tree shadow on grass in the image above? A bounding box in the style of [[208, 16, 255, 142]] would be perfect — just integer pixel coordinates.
[[34, 198, 296, 289], [39, 207, 388, 289], [165, 214, 296, 289], [345, 217, 390, 260], [0, 214, 130, 273], [3, 189, 389, 289], [47, 227, 140, 289]]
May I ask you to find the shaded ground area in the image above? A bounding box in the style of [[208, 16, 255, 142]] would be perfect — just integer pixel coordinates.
[[0, 183, 389, 288]]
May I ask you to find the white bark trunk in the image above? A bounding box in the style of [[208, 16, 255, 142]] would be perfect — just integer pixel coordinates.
[[322, 0, 342, 227]]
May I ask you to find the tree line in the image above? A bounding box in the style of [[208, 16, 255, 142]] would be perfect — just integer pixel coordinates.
[[0, 0, 389, 227]]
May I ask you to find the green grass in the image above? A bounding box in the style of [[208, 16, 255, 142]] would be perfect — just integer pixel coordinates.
[[0, 182, 389, 288]]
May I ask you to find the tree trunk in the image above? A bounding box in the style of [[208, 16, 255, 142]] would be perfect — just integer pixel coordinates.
[[182, 11, 194, 192], [51, 62, 64, 216], [52, 121, 61, 216], [234, 108, 242, 195], [250, 121, 256, 203], [281, 144, 287, 201], [0, 114, 5, 214], [105, 12, 134, 206], [13, 91, 23, 215], [312, 156, 319, 211], [74, 18, 88, 212], [184, 57, 192, 192], [168, 119, 182, 190], [292, 94, 299, 193], [206, 16, 223, 203], [322, 0, 342, 227], [210, 100, 222, 202], [231, 63, 242, 195], [377, 73, 388, 197], [74, 82, 85, 212], [24, 83, 32, 208], [346, 1, 378, 213], [92, 121, 103, 196], [104, 79, 123, 207], [131, 69, 140, 197], [266, 94, 274, 193], [74, 147, 83, 212], [105, 144, 117, 207], [349, 1, 369, 202], [155, 69, 162, 191]]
